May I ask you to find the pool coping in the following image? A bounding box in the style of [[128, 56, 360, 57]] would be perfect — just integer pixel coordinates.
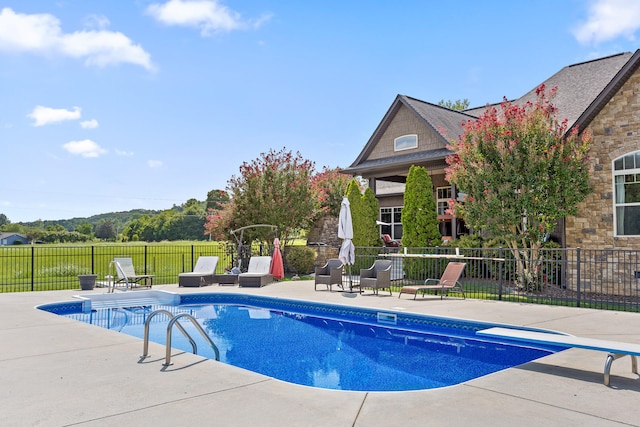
[[2, 281, 640, 426]]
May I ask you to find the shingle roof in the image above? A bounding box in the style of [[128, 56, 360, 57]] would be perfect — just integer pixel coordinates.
[[514, 52, 633, 130], [345, 50, 640, 177], [401, 96, 476, 142]]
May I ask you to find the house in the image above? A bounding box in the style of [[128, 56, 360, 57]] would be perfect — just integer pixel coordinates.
[[343, 50, 640, 251], [0, 232, 29, 246]]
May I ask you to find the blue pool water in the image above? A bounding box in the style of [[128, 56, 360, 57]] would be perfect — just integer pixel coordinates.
[[38, 292, 563, 391]]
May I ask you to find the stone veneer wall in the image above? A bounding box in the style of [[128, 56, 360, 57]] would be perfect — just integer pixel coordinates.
[[306, 217, 340, 267], [564, 69, 640, 294], [565, 68, 640, 251]]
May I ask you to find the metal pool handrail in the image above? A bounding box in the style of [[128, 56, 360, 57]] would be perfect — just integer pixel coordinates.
[[141, 309, 220, 366]]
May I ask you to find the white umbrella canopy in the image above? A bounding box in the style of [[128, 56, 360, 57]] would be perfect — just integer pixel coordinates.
[[338, 197, 355, 265]]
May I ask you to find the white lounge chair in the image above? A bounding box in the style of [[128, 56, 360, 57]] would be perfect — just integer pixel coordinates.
[[112, 257, 154, 290], [178, 256, 219, 287], [238, 256, 273, 287]]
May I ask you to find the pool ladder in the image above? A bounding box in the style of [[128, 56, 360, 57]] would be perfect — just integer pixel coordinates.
[[142, 309, 220, 366]]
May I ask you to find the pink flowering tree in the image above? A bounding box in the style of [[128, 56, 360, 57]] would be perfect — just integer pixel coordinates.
[[226, 147, 316, 244], [310, 166, 352, 220], [445, 85, 592, 289]]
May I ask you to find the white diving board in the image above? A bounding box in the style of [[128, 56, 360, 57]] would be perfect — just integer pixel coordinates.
[[477, 327, 640, 386]]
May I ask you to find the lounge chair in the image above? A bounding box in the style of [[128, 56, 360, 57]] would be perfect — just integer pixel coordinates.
[[355, 259, 392, 295], [398, 262, 466, 300], [178, 256, 219, 287], [314, 258, 344, 291], [112, 257, 154, 290], [238, 256, 273, 287], [382, 234, 400, 247]]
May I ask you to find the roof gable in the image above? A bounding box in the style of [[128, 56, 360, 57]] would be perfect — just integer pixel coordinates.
[[348, 95, 472, 170], [345, 50, 640, 178]]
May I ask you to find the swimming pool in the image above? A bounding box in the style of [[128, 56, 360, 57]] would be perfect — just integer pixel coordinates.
[[38, 291, 563, 391]]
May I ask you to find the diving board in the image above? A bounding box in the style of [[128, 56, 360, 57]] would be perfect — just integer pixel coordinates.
[[477, 327, 640, 386]]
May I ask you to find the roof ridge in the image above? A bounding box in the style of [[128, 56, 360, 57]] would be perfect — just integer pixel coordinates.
[[566, 52, 630, 68]]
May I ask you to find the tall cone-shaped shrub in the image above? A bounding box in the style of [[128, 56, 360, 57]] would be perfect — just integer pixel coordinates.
[[402, 165, 442, 280]]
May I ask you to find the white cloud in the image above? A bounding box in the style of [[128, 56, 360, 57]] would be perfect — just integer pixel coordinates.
[[146, 0, 272, 36], [0, 8, 154, 70], [115, 149, 134, 156], [28, 105, 81, 127], [573, 0, 640, 44], [147, 160, 163, 168], [80, 119, 99, 129], [62, 139, 107, 158]]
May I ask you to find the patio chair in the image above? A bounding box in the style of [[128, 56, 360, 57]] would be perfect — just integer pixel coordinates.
[[178, 256, 219, 287], [238, 256, 273, 287], [382, 234, 400, 247], [112, 257, 154, 290], [398, 262, 466, 300], [314, 258, 344, 291], [355, 259, 393, 295]]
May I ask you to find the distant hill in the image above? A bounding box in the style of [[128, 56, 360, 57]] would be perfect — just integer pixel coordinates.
[[19, 209, 161, 231]]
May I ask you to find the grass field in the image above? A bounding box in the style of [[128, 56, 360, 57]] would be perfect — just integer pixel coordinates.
[[0, 241, 240, 292]]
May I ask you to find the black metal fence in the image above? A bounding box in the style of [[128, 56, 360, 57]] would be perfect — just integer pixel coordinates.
[[0, 243, 223, 292], [2, 243, 639, 312], [352, 246, 640, 311]]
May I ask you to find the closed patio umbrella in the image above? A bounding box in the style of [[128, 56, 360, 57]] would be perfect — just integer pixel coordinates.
[[270, 237, 284, 280], [338, 197, 355, 291]]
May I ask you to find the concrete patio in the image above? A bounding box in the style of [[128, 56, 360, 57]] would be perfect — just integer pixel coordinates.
[[2, 281, 639, 426]]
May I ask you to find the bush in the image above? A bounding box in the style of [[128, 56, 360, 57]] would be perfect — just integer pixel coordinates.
[[285, 246, 316, 274]]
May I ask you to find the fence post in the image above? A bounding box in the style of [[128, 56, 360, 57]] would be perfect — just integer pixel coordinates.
[[31, 245, 35, 292], [144, 245, 148, 275], [498, 247, 503, 301], [91, 245, 95, 274], [576, 247, 581, 308]]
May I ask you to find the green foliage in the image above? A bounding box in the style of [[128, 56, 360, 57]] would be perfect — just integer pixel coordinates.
[[360, 187, 381, 246], [401, 165, 442, 280], [437, 98, 470, 111], [95, 220, 117, 240], [285, 246, 316, 274], [446, 85, 592, 289], [401, 165, 441, 247], [75, 222, 93, 236], [123, 210, 206, 242], [0, 213, 9, 227], [206, 189, 230, 211], [17, 209, 159, 233]]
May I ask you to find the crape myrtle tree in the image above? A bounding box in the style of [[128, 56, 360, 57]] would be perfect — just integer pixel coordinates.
[[225, 148, 316, 245], [401, 165, 442, 279], [310, 167, 352, 221], [445, 85, 592, 290]]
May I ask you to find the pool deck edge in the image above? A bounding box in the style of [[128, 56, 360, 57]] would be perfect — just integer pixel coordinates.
[[2, 282, 639, 426]]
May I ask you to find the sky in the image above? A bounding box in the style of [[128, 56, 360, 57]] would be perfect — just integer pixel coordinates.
[[2, 0, 640, 223]]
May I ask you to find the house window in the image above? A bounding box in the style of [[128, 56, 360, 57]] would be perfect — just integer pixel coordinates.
[[380, 207, 403, 240], [613, 151, 640, 236], [394, 134, 417, 151], [437, 187, 452, 215]]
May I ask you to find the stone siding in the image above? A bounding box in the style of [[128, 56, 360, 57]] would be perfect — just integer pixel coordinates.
[[564, 69, 640, 295], [306, 217, 341, 267], [565, 68, 640, 251]]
